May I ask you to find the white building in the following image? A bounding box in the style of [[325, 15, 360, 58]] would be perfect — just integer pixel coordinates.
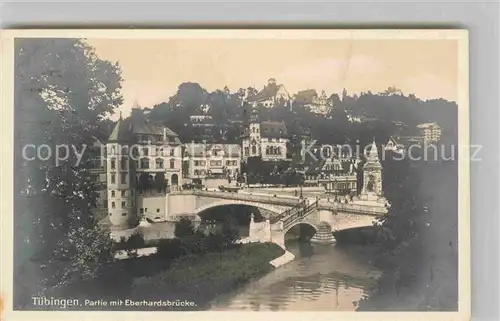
[[417, 122, 442, 143], [293, 89, 331, 115], [105, 104, 183, 229], [246, 78, 291, 108], [242, 120, 290, 162], [183, 143, 241, 179]]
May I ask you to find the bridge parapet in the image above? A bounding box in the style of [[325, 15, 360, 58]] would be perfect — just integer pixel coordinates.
[[317, 199, 387, 216], [191, 190, 302, 207]]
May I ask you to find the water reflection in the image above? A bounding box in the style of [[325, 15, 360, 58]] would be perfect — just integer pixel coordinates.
[[209, 241, 381, 311]]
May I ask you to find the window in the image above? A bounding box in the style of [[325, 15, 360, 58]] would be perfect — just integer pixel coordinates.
[[194, 169, 199, 175], [111, 190, 115, 197], [121, 201, 126, 208], [157, 209, 160, 213], [145, 208, 148, 212], [121, 173, 127, 184], [140, 208, 144, 214], [251, 146, 257, 154], [156, 158, 164, 169], [120, 157, 127, 170], [111, 173, 116, 184], [168, 137, 175, 144], [122, 213, 127, 216], [244, 147, 249, 155], [109, 213, 112, 216], [170, 149, 175, 156], [131, 190, 134, 196], [111, 202, 115, 208], [143, 147, 149, 156], [121, 190, 126, 197], [110, 158, 116, 169], [140, 158, 149, 169], [169, 159, 175, 169]]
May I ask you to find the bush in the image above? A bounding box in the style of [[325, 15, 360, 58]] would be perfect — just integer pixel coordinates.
[[156, 238, 183, 260], [221, 218, 239, 246], [174, 218, 196, 238], [113, 233, 146, 251]]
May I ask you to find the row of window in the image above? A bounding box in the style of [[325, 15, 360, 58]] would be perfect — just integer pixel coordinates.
[[109, 145, 178, 156], [193, 160, 238, 167], [137, 158, 176, 169], [325, 182, 356, 189], [193, 169, 234, 176], [139, 208, 161, 214], [110, 172, 128, 184], [265, 146, 282, 155], [109, 213, 127, 216], [110, 189, 134, 198], [110, 200, 133, 208]]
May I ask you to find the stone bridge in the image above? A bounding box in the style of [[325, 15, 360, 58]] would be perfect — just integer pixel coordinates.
[[167, 190, 388, 247]]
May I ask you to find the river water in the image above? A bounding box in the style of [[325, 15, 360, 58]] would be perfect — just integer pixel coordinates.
[[208, 241, 382, 311]]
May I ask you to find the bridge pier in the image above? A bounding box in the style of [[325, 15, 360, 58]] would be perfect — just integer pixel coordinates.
[[310, 221, 336, 244]]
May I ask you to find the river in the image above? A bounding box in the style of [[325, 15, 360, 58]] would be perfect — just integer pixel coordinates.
[[208, 241, 382, 311]]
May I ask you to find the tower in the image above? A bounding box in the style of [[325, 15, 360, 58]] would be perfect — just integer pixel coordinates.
[[106, 117, 137, 229], [246, 106, 261, 158], [362, 139, 382, 196]]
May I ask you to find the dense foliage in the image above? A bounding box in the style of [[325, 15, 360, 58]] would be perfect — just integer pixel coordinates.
[[14, 38, 123, 306]]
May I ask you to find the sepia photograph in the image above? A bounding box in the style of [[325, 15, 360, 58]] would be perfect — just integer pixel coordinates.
[[1, 29, 469, 319]]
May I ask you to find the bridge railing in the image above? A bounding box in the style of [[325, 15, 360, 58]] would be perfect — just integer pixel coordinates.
[[270, 200, 307, 223], [281, 200, 319, 229], [191, 190, 302, 206], [318, 202, 387, 216]]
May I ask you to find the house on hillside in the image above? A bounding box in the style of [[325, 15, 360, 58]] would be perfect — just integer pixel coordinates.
[[293, 89, 331, 115], [417, 122, 442, 143], [246, 78, 291, 108], [242, 120, 290, 162]]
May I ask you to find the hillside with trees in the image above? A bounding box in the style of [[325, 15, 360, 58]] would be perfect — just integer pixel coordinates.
[[146, 82, 458, 149]]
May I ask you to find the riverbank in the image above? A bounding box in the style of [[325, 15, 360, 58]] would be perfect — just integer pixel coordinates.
[[130, 242, 284, 309], [34, 242, 284, 311]]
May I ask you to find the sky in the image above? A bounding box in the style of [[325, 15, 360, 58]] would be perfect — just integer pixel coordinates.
[[86, 38, 459, 119]]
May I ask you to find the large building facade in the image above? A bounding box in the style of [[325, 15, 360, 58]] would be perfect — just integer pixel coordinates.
[[417, 122, 442, 143], [183, 143, 241, 179], [104, 106, 184, 229], [242, 120, 290, 162], [303, 144, 359, 195]]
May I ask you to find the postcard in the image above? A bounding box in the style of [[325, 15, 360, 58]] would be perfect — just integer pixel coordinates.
[[0, 29, 470, 321]]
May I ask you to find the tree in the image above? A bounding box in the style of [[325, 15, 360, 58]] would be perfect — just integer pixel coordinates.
[[174, 218, 196, 238], [221, 217, 239, 247], [14, 38, 123, 306]]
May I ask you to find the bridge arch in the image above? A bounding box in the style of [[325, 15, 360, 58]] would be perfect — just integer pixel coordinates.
[[194, 200, 284, 218], [282, 221, 319, 235]]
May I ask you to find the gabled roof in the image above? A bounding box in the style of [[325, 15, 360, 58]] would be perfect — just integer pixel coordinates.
[[109, 105, 181, 144], [247, 83, 290, 102], [417, 122, 440, 129], [294, 89, 318, 104], [107, 118, 133, 143]]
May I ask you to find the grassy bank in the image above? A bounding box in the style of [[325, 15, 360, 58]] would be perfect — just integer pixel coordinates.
[[131, 242, 284, 309], [37, 242, 284, 311]]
